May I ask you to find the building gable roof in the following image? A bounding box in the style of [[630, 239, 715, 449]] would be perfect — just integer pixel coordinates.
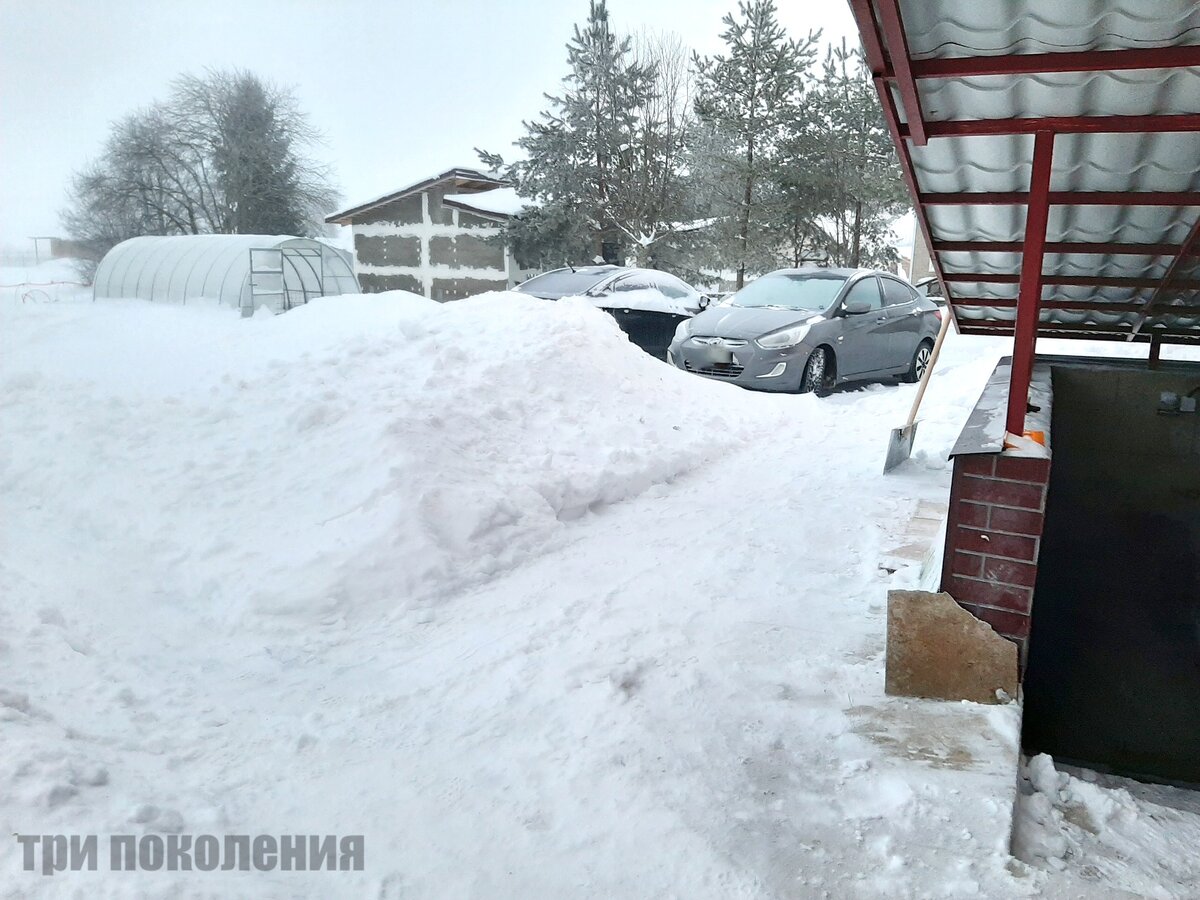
[[325, 167, 508, 225]]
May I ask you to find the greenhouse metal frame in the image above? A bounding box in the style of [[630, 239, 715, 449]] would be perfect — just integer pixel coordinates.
[[92, 234, 359, 314]]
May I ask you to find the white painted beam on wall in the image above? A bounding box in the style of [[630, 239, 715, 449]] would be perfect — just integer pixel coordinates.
[[351, 189, 511, 299]]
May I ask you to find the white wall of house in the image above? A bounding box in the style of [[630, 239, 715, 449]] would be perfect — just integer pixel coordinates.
[[351, 189, 519, 300]]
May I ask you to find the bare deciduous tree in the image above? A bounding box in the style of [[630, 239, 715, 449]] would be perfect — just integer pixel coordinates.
[[62, 69, 338, 279]]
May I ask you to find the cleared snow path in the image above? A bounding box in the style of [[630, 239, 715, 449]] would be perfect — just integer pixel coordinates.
[[1, 288, 1196, 898]]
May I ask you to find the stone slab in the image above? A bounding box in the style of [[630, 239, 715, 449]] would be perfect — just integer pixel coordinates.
[[886, 589, 1018, 704]]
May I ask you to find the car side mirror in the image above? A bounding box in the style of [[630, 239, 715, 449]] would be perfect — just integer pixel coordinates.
[[842, 299, 871, 315], [698, 295, 711, 309]]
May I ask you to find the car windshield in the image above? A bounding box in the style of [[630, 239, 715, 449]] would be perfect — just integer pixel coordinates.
[[516, 268, 614, 297], [731, 273, 848, 311]]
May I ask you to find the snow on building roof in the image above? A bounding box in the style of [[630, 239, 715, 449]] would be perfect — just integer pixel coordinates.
[[441, 187, 532, 220], [326, 166, 507, 225]]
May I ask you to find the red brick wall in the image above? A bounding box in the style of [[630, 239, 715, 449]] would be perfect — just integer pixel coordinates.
[[940, 453, 1051, 665]]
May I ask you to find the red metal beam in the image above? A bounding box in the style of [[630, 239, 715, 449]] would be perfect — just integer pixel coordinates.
[[950, 297, 1200, 314], [944, 274, 1200, 289], [1007, 131, 1054, 437], [847, 0, 888, 75], [933, 240, 1191, 256], [923, 191, 1200, 206], [902, 114, 1200, 138], [873, 0, 926, 145], [847, 1, 960, 334], [1129, 215, 1200, 339], [911, 46, 1200, 79], [961, 321, 1200, 342]]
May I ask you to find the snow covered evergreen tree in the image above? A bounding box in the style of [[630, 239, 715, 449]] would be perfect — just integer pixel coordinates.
[[782, 43, 908, 269], [482, 2, 698, 270], [692, 0, 817, 287]]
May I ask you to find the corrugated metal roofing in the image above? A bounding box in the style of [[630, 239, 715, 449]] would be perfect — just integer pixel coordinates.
[[850, 0, 1200, 344], [899, 0, 1200, 58]]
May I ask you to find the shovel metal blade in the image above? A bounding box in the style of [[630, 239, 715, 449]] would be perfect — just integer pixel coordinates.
[[884, 421, 919, 474]]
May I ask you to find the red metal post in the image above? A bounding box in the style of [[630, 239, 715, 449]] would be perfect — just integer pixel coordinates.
[[1006, 131, 1055, 437], [873, 0, 927, 145]]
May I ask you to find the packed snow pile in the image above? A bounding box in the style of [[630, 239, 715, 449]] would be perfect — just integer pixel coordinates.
[[2, 291, 802, 626], [1014, 754, 1200, 897], [4, 289, 1199, 898]]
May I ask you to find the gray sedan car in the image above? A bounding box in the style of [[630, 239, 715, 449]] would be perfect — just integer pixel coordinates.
[[668, 268, 942, 395]]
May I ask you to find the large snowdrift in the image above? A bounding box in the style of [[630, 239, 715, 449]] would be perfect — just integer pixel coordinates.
[[2, 292, 805, 626], [3, 289, 1198, 898]]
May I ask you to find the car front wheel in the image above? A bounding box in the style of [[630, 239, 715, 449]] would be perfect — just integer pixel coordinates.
[[800, 347, 834, 396]]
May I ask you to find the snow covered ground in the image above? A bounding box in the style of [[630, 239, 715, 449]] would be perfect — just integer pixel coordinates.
[[2, 269, 1199, 898]]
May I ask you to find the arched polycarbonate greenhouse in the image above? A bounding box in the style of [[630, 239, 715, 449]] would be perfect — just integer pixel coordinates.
[[93, 234, 359, 314]]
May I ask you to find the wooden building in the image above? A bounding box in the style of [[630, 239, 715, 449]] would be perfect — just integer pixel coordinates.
[[325, 167, 530, 301]]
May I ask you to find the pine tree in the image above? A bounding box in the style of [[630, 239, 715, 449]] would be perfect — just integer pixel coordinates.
[[784, 43, 908, 268], [692, 0, 817, 287], [482, 2, 697, 269]]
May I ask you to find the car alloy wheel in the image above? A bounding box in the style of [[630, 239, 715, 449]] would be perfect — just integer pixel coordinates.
[[914, 344, 931, 380]]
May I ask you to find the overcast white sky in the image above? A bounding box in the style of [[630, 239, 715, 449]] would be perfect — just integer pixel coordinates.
[[0, 0, 857, 248]]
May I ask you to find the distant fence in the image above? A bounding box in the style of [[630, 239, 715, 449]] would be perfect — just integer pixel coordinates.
[[0, 280, 90, 303]]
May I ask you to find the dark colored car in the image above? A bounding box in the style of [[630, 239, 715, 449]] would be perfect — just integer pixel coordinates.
[[668, 267, 942, 395], [914, 275, 945, 303], [515, 265, 707, 359]]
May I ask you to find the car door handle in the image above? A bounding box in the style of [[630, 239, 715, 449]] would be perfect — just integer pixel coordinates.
[[875, 316, 887, 324]]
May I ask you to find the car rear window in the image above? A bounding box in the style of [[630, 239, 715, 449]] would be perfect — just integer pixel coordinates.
[[517, 269, 614, 297], [881, 277, 917, 306], [652, 273, 692, 299], [732, 273, 848, 311]]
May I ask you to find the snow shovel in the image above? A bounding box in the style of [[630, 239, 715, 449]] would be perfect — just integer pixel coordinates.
[[884, 306, 952, 473]]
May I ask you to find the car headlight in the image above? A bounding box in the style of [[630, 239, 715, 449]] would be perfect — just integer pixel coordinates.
[[755, 322, 812, 349], [673, 318, 693, 342]]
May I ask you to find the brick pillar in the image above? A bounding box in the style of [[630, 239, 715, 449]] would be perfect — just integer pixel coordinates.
[[940, 453, 1051, 668]]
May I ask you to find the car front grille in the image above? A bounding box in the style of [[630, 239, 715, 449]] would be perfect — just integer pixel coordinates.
[[685, 360, 745, 378]]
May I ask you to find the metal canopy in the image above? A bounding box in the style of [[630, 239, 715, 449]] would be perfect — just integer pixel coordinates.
[[848, 0, 1200, 434]]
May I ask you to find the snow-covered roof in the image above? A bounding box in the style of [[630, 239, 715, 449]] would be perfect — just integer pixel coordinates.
[[442, 187, 532, 220], [326, 166, 506, 225]]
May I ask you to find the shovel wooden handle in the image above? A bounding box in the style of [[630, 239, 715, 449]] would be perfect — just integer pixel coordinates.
[[904, 306, 952, 429]]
